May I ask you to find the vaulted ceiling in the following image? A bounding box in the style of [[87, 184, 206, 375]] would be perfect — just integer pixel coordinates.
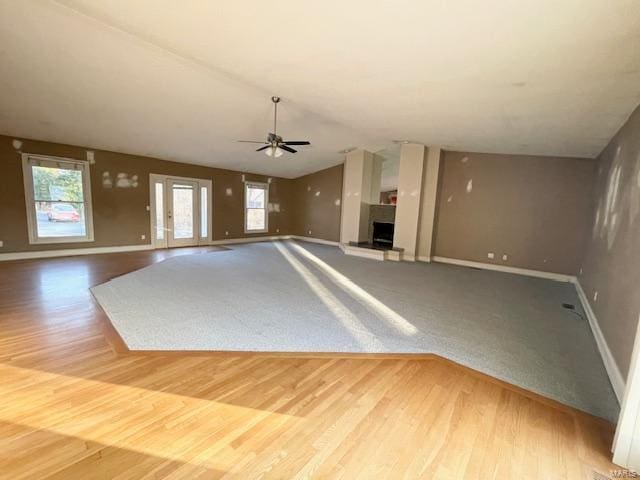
[[1, 1, 639, 177]]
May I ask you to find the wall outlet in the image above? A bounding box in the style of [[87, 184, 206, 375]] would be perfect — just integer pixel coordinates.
[[140, 234, 146, 240], [146, 205, 150, 212], [487, 252, 495, 259], [502, 254, 508, 261], [0, 240, 3, 248], [308, 230, 312, 235], [579, 267, 583, 275], [276, 228, 280, 233], [225, 231, 229, 236]]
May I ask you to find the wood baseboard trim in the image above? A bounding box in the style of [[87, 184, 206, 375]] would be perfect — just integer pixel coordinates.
[[432, 256, 576, 283], [573, 279, 625, 403]]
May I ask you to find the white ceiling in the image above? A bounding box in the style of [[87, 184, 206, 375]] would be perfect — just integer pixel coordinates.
[[1, 1, 639, 178]]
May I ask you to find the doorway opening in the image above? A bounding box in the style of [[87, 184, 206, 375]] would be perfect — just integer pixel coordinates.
[[150, 174, 212, 248]]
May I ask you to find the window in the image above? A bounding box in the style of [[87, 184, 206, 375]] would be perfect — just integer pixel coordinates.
[[245, 181, 268, 233], [155, 182, 164, 240], [22, 154, 94, 244], [200, 186, 209, 238]]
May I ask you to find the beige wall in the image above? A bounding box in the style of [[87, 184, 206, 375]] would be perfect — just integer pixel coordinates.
[[416, 146, 441, 261], [433, 150, 596, 275], [393, 144, 425, 260], [291, 164, 343, 242], [0, 135, 293, 253], [579, 105, 640, 379]]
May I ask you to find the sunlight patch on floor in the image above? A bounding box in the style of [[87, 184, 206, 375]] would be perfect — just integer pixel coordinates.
[[275, 242, 384, 350], [287, 241, 418, 336], [0, 363, 297, 467]]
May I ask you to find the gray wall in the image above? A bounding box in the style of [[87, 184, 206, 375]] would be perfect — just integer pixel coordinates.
[[579, 105, 640, 379], [433, 151, 596, 275]]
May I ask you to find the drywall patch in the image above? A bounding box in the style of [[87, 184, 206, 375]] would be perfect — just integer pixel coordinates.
[[225, 187, 233, 196], [307, 186, 311, 192], [267, 177, 272, 184], [334, 198, 341, 206], [86, 150, 95, 163], [12, 139, 22, 150], [273, 203, 280, 213], [447, 195, 453, 203], [461, 156, 469, 163], [315, 191, 320, 197], [115, 173, 139, 188], [466, 179, 473, 193], [102, 172, 113, 188], [241, 174, 246, 182]]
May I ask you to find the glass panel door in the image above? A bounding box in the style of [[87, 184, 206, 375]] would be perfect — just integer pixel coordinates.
[[168, 180, 198, 247]]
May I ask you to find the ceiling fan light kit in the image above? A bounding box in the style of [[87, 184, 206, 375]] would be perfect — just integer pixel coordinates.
[[238, 96, 311, 158], [265, 146, 283, 158]]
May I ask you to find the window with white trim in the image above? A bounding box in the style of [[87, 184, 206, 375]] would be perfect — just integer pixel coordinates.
[[22, 154, 94, 244], [245, 181, 268, 233]]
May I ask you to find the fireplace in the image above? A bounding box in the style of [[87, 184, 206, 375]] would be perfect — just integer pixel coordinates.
[[372, 221, 394, 247]]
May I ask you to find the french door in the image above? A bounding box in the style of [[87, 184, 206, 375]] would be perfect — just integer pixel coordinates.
[[150, 174, 212, 248], [167, 179, 197, 247]]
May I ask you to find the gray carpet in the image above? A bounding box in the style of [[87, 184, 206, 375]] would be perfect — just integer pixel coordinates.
[[91, 240, 619, 421]]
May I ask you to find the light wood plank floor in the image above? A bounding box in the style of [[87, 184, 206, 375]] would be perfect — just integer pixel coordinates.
[[0, 247, 619, 479]]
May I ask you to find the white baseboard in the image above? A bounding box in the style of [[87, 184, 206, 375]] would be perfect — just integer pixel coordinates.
[[432, 255, 625, 403], [210, 235, 284, 246], [210, 235, 338, 247], [0, 235, 340, 261], [417, 255, 432, 262], [0, 243, 154, 261], [432, 256, 576, 283], [573, 279, 625, 403], [289, 235, 340, 246]]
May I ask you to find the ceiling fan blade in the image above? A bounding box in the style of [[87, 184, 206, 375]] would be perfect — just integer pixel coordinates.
[[282, 141, 310, 145], [279, 145, 297, 153], [256, 145, 271, 152], [238, 140, 268, 144]]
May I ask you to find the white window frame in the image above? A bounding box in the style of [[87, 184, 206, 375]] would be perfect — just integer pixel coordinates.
[[244, 181, 269, 234], [149, 173, 212, 249], [22, 153, 94, 244]]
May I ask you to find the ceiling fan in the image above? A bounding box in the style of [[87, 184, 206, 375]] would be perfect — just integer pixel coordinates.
[[238, 96, 310, 157]]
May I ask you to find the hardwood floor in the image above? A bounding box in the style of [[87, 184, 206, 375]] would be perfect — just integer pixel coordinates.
[[0, 247, 619, 479]]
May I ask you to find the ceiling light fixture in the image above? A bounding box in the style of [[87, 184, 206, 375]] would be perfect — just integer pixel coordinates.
[[237, 96, 311, 157], [265, 145, 284, 158]]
